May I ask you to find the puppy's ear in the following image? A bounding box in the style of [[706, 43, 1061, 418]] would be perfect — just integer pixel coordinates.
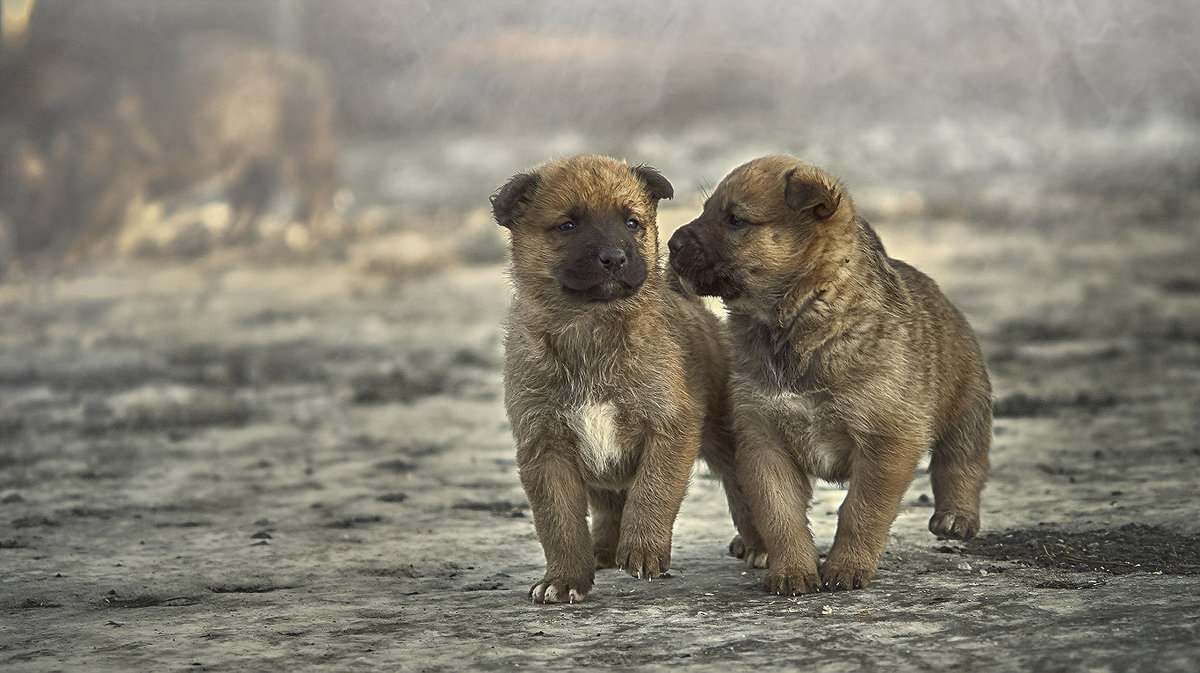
[[783, 168, 839, 220], [631, 164, 674, 201], [491, 172, 540, 228]]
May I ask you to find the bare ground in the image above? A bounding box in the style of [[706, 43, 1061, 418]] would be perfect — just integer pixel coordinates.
[[2, 202, 1200, 671]]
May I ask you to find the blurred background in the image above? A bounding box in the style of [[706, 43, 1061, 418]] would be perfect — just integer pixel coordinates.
[[2, 4, 1200, 666], [2, 0, 1199, 274]]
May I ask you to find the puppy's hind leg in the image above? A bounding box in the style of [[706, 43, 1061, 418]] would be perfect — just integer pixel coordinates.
[[589, 487, 624, 569], [699, 428, 768, 568], [929, 400, 991, 540]]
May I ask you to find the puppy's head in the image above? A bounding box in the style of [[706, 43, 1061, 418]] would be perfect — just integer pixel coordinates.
[[492, 155, 673, 305], [667, 155, 855, 305]]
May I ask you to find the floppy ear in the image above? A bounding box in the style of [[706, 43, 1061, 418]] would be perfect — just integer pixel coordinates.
[[783, 168, 839, 220], [490, 171, 540, 228], [630, 164, 674, 201]]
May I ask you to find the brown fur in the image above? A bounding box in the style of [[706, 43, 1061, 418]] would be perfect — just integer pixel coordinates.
[[492, 155, 759, 604], [668, 155, 991, 594]]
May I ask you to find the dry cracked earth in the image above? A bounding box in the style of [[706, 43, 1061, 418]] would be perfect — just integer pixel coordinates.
[[2, 195, 1200, 671]]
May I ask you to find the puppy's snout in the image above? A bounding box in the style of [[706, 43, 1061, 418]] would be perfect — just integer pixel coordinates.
[[667, 227, 688, 256], [598, 247, 627, 270]]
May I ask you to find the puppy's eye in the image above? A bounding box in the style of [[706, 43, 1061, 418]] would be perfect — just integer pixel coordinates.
[[727, 214, 748, 230], [556, 221, 576, 233], [625, 218, 641, 231]]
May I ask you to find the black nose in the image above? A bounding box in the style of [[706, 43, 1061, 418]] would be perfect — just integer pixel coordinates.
[[598, 247, 627, 269], [667, 228, 687, 255]]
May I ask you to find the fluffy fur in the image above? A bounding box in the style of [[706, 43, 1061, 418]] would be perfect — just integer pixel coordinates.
[[669, 155, 992, 594], [493, 155, 759, 603]]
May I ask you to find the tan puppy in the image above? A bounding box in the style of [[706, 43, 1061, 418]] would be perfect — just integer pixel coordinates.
[[492, 155, 759, 604], [668, 155, 992, 594]]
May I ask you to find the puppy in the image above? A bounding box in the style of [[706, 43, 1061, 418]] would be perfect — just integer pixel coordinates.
[[492, 155, 759, 604], [668, 155, 991, 594]]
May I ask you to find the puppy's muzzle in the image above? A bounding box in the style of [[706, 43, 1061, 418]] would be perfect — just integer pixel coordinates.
[[668, 222, 740, 300], [667, 225, 706, 276], [598, 247, 627, 270], [666, 227, 689, 258], [557, 244, 645, 302]]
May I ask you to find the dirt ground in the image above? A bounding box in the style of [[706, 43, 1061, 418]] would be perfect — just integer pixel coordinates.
[[3, 165, 1200, 670]]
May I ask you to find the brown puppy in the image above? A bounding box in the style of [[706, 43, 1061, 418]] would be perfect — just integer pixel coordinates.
[[668, 155, 991, 594], [492, 155, 759, 604]]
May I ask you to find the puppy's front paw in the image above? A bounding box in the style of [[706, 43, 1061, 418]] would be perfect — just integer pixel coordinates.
[[729, 535, 769, 569], [819, 559, 876, 592], [530, 574, 592, 604], [929, 509, 980, 540], [594, 545, 617, 570], [616, 541, 671, 580], [764, 564, 821, 595]]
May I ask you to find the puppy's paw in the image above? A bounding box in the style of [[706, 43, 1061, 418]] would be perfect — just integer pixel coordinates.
[[616, 542, 671, 580], [593, 545, 617, 570], [929, 509, 980, 540], [819, 559, 876, 592], [729, 534, 747, 558], [530, 574, 592, 604], [746, 549, 770, 569], [729, 535, 769, 569], [763, 564, 822, 596]]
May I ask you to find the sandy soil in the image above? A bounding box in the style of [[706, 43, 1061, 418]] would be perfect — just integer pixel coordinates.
[[2, 195, 1199, 671]]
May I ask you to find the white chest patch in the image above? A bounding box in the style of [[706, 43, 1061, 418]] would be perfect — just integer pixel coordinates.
[[567, 402, 623, 476]]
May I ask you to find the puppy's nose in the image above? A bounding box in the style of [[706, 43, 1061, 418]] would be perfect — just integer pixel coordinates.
[[598, 247, 627, 269], [667, 228, 687, 255]]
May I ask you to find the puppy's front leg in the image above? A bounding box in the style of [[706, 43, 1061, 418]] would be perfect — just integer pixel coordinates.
[[518, 447, 594, 603], [737, 432, 822, 595], [821, 438, 923, 591], [615, 430, 697, 580]]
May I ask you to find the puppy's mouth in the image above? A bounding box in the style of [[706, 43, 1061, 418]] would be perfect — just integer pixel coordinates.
[[674, 273, 699, 295], [554, 248, 649, 304], [669, 255, 741, 300], [559, 277, 642, 302]]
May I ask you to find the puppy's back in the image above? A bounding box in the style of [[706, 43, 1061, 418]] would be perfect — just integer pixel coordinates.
[[888, 255, 991, 431]]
